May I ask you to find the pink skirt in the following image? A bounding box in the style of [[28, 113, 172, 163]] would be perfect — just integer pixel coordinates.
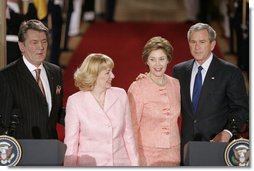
[[138, 145, 180, 166]]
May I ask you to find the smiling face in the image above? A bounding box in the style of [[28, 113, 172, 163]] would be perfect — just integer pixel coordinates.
[[146, 49, 169, 78], [18, 29, 48, 67], [188, 29, 216, 65], [95, 67, 115, 90]]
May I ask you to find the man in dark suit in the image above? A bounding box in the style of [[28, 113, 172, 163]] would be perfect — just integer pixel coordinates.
[[0, 19, 65, 139], [172, 23, 248, 164]]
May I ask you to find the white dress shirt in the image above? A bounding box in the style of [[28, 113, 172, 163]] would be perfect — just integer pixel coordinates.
[[190, 53, 213, 100], [23, 56, 52, 115]]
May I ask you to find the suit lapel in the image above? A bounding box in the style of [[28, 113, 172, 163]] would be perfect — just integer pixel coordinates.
[[85, 91, 109, 115], [44, 63, 55, 111], [87, 91, 117, 122], [183, 60, 195, 117], [87, 89, 119, 121], [17, 59, 44, 98], [196, 56, 219, 116], [104, 88, 119, 113]]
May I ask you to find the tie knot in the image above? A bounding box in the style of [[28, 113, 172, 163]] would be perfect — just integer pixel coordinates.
[[35, 69, 41, 75], [35, 69, 41, 80], [198, 66, 203, 72]]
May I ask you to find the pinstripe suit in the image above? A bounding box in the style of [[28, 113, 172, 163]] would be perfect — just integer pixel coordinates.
[[0, 58, 64, 139]]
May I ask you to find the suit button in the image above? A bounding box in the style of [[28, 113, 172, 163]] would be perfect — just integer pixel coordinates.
[[194, 120, 197, 124]]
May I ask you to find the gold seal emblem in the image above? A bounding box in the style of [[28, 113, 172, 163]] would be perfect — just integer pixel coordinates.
[[224, 138, 249, 166], [0, 135, 22, 166]]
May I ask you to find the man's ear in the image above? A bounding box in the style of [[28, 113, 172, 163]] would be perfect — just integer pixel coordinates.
[[211, 40, 216, 51], [18, 42, 25, 53]]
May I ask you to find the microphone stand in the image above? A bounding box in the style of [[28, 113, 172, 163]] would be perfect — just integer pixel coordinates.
[[7, 114, 19, 138], [230, 118, 238, 141], [0, 114, 8, 135]]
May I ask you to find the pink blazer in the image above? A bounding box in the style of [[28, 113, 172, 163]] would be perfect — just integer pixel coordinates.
[[64, 87, 139, 166], [128, 75, 181, 148]]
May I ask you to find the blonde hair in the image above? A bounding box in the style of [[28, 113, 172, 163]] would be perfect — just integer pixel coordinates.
[[74, 53, 114, 91]]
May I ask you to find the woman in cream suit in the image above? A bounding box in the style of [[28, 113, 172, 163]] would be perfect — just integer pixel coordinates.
[[128, 37, 181, 166], [64, 53, 139, 166]]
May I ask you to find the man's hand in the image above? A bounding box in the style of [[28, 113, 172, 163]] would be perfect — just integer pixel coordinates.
[[210, 130, 231, 142], [136, 72, 148, 80]]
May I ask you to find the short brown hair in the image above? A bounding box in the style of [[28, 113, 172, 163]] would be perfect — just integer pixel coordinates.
[[142, 36, 173, 63]]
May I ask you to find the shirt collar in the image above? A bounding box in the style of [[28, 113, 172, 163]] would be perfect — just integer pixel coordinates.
[[193, 53, 213, 72], [23, 56, 44, 72]]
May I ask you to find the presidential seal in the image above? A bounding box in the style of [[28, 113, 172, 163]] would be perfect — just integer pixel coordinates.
[[0, 135, 22, 166], [224, 138, 249, 166]]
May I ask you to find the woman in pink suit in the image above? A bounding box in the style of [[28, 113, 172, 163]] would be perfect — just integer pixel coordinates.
[[128, 36, 181, 166], [64, 53, 139, 166]]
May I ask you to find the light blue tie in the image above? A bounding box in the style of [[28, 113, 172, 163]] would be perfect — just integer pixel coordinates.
[[192, 66, 203, 113]]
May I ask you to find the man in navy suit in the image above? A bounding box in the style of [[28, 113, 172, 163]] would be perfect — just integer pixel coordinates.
[[172, 23, 248, 164], [0, 19, 65, 139]]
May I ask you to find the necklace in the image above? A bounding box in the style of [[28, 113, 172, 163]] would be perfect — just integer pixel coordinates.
[[91, 92, 105, 108], [149, 73, 167, 86], [95, 98, 104, 107]]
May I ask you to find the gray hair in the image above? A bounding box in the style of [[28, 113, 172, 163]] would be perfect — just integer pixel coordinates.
[[187, 23, 216, 42], [18, 19, 49, 43]]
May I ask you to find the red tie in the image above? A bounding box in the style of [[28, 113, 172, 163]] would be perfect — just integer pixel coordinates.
[[35, 69, 45, 96]]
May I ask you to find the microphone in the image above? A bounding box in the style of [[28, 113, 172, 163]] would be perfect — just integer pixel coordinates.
[[230, 118, 238, 141], [7, 109, 20, 138], [32, 127, 41, 139], [0, 114, 8, 135]]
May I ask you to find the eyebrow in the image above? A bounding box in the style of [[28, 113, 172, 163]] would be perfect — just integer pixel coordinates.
[[148, 56, 167, 58]]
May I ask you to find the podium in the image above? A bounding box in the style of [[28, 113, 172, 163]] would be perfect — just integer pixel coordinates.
[[184, 141, 228, 166], [17, 139, 66, 166]]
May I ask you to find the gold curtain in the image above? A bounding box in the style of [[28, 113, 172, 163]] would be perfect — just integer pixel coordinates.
[[33, 0, 47, 20]]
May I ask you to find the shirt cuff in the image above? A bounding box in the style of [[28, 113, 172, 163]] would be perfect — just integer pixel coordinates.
[[223, 129, 233, 137]]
